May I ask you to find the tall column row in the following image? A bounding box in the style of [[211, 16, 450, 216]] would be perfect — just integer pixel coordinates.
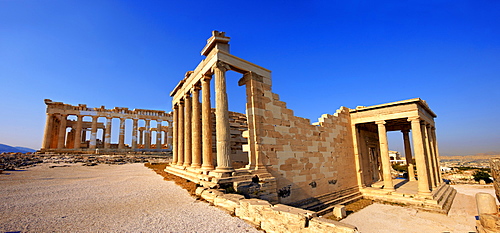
[[171, 61, 233, 175], [373, 117, 442, 195], [41, 113, 172, 150]]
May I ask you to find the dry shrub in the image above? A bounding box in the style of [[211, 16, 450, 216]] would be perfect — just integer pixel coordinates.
[[144, 163, 198, 196]]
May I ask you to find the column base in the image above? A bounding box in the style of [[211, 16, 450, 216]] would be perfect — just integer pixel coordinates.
[[383, 187, 395, 192], [418, 190, 432, 196], [212, 167, 234, 177], [201, 165, 214, 171]]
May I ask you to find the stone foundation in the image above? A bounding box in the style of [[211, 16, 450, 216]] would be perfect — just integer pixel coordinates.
[[195, 187, 359, 233]]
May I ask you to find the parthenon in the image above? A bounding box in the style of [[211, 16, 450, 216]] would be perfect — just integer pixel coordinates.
[[40, 99, 172, 153], [164, 31, 456, 214]]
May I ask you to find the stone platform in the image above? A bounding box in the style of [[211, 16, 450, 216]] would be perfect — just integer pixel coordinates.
[[361, 179, 457, 214], [164, 164, 279, 203]]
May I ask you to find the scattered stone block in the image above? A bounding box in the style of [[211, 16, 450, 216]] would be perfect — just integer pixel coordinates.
[[214, 193, 245, 213], [333, 205, 347, 219]]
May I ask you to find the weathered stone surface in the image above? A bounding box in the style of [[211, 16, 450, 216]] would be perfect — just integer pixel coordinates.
[[305, 217, 358, 233], [195, 187, 207, 196], [41, 99, 172, 153], [333, 205, 347, 219], [214, 193, 245, 213], [200, 189, 224, 203], [479, 213, 500, 232], [235, 198, 272, 225]]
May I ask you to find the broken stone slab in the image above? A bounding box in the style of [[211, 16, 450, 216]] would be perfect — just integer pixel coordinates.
[[260, 204, 315, 232], [200, 189, 225, 203], [195, 187, 208, 196], [478, 213, 500, 233], [214, 193, 245, 213], [305, 217, 359, 233], [235, 198, 272, 225]]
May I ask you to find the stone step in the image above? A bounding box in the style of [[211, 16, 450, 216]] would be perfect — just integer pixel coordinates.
[[314, 193, 363, 216], [440, 188, 457, 214], [316, 194, 363, 216], [296, 186, 359, 210], [432, 183, 449, 199], [436, 186, 452, 205], [309, 192, 362, 212]]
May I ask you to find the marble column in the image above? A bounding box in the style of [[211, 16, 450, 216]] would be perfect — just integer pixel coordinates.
[[145, 119, 151, 149], [156, 120, 162, 149], [213, 61, 234, 173], [409, 117, 431, 195], [167, 120, 173, 149], [172, 107, 178, 165], [57, 114, 67, 149], [352, 124, 365, 188], [42, 113, 54, 149], [89, 116, 98, 149], [138, 128, 143, 145], [183, 93, 192, 167], [132, 118, 138, 149], [118, 118, 125, 149], [422, 123, 435, 189], [74, 115, 82, 149], [177, 100, 185, 165], [104, 117, 112, 149], [201, 76, 214, 170], [191, 84, 202, 168], [376, 120, 394, 191], [428, 125, 439, 186], [431, 128, 443, 183], [82, 130, 87, 144], [402, 129, 416, 181]]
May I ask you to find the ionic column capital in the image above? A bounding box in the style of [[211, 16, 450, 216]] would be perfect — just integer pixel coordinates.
[[192, 82, 202, 91], [408, 116, 420, 122], [212, 60, 230, 73], [375, 120, 386, 125], [201, 73, 212, 82]]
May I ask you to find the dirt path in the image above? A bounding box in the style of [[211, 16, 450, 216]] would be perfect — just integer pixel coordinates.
[[0, 163, 259, 232]]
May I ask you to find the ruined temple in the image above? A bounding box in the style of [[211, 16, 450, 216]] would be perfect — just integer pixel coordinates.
[[165, 31, 456, 216], [40, 99, 173, 153]]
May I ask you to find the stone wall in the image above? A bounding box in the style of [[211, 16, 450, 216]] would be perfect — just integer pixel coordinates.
[[196, 187, 358, 233], [357, 126, 381, 187], [209, 110, 248, 168], [489, 157, 500, 201], [249, 80, 358, 204]]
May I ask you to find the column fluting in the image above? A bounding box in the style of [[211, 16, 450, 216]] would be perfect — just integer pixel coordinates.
[[409, 117, 431, 195], [191, 84, 202, 168], [402, 129, 416, 181], [201, 76, 214, 170], [183, 93, 192, 167], [376, 120, 394, 191]]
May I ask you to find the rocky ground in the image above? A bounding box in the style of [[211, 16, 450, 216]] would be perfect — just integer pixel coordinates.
[[0, 153, 170, 171], [0, 163, 259, 232]]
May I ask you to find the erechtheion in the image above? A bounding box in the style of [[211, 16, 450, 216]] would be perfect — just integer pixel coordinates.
[[165, 31, 456, 215], [40, 99, 172, 153]]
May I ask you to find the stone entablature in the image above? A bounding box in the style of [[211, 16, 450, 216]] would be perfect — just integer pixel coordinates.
[[41, 99, 172, 153], [45, 99, 170, 120]]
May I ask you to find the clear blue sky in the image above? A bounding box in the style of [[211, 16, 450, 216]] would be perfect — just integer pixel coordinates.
[[1, 1, 499, 156]]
